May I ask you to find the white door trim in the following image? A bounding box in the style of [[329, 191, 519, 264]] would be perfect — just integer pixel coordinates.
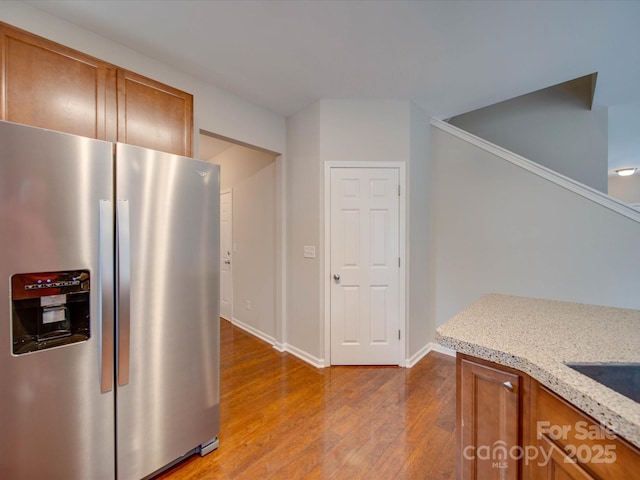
[[220, 188, 233, 321], [323, 161, 406, 366]]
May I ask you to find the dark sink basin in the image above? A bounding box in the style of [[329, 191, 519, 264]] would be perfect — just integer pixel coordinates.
[[566, 363, 640, 403]]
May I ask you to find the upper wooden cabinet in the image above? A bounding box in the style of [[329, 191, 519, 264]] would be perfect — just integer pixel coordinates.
[[0, 23, 117, 141], [0, 22, 193, 157], [117, 70, 192, 157]]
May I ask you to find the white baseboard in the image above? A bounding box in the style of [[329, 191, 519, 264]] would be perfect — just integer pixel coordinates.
[[231, 317, 276, 346], [405, 343, 431, 367], [228, 319, 456, 370], [281, 343, 326, 368], [427, 342, 456, 357], [229, 318, 325, 368], [405, 342, 456, 367]]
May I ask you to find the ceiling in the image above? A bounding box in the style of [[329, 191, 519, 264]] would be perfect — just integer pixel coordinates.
[[22, 0, 640, 169]]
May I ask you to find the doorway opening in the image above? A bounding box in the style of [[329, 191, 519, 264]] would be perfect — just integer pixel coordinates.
[[199, 130, 282, 347]]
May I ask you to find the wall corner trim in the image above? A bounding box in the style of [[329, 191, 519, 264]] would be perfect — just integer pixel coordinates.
[[405, 342, 456, 367], [231, 317, 325, 368], [231, 317, 276, 346], [282, 344, 326, 369]]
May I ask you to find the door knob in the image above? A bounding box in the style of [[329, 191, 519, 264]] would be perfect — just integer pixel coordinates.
[[333, 274, 340, 281]]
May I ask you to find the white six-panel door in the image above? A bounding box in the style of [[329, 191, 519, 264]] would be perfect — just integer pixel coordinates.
[[330, 167, 400, 365]]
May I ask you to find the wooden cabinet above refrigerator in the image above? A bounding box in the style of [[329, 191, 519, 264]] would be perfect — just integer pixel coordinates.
[[0, 22, 193, 157]]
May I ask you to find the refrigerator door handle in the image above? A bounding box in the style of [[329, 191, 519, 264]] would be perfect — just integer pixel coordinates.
[[116, 200, 131, 387], [99, 200, 114, 393]]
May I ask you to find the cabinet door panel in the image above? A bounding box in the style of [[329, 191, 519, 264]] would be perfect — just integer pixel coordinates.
[[0, 24, 115, 140], [459, 356, 521, 480], [117, 70, 193, 157]]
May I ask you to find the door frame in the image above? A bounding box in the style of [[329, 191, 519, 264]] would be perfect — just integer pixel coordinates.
[[323, 161, 406, 366], [220, 188, 233, 321]]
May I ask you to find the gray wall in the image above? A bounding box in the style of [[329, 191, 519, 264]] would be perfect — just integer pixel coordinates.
[[408, 103, 432, 359], [285, 103, 322, 360], [285, 99, 431, 365], [430, 125, 640, 329], [449, 77, 608, 193]]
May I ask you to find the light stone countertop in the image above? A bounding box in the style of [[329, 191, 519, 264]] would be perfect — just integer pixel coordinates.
[[435, 294, 640, 449]]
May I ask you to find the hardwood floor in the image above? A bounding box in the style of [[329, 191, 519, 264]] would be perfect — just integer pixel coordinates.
[[158, 319, 456, 480]]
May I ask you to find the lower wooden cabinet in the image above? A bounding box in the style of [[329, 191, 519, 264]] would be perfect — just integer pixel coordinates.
[[458, 354, 640, 480], [458, 354, 529, 479], [531, 382, 640, 480]]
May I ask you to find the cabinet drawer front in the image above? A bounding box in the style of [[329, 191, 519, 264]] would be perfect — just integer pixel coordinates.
[[535, 385, 640, 479], [538, 435, 597, 480]]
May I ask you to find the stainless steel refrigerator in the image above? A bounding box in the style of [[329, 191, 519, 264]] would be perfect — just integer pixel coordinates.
[[0, 121, 220, 479]]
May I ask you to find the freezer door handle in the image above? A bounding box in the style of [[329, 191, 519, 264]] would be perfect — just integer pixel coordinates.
[[117, 200, 131, 387], [99, 200, 114, 393]]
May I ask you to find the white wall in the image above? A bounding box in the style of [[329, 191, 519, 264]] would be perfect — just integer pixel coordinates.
[[608, 174, 640, 205], [0, 1, 286, 155], [608, 104, 640, 173], [607, 104, 640, 203], [212, 146, 277, 339], [430, 125, 640, 329], [449, 77, 608, 193], [216, 146, 275, 191]]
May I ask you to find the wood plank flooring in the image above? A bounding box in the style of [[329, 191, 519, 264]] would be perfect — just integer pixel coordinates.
[[158, 319, 456, 480]]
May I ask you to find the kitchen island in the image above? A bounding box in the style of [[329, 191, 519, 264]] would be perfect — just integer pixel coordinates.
[[436, 294, 640, 479]]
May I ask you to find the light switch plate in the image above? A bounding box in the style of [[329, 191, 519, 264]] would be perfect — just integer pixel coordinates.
[[303, 245, 316, 259]]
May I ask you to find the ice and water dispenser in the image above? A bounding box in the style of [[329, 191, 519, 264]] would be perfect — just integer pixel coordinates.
[[11, 270, 90, 355]]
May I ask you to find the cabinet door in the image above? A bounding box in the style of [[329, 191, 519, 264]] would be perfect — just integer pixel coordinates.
[[117, 69, 193, 157], [458, 355, 523, 480], [0, 22, 117, 141]]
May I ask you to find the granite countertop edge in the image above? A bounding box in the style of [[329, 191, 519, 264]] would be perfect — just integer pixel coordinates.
[[435, 294, 640, 450]]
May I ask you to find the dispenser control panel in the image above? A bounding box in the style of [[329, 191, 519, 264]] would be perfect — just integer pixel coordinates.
[[11, 270, 90, 355]]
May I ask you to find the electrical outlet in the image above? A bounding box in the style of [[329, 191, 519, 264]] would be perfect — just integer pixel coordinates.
[[245, 299, 251, 311], [303, 245, 316, 259]]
